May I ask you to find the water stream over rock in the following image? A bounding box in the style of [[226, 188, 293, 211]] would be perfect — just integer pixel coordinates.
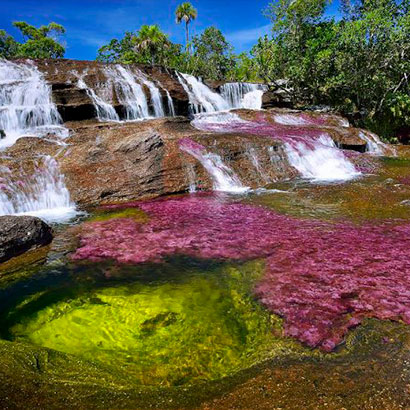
[[0, 59, 67, 149], [0, 60, 76, 222], [0, 59, 409, 410]]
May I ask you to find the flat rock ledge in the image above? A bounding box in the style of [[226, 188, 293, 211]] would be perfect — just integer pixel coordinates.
[[0, 216, 53, 263]]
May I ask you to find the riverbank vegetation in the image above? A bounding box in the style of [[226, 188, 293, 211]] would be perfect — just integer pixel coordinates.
[[0, 0, 409, 140]]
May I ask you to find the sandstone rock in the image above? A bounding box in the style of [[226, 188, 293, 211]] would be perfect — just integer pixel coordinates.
[[33, 59, 191, 121], [0, 216, 53, 263]]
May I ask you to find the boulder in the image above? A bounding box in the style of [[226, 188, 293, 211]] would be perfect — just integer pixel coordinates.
[[0, 216, 53, 263]]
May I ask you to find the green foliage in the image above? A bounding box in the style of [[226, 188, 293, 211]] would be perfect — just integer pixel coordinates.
[[175, 2, 198, 53], [190, 27, 236, 80], [256, 0, 410, 140], [0, 30, 19, 58], [227, 52, 259, 82], [0, 22, 65, 59], [98, 25, 182, 66], [97, 25, 249, 82]]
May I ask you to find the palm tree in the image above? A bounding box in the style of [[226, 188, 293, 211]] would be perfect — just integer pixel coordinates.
[[134, 25, 169, 65], [175, 2, 197, 54]]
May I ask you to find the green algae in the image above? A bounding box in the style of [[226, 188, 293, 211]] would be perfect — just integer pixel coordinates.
[[249, 159, 410, 223], [5, 259, 300, 386], [89, 207, 149, 223]]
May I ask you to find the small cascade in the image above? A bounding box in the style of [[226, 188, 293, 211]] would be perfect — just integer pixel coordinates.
[[164, 89, 176, 117], [285, 135, 360, 181], [134, 68, 165, 117], [177, 73, 229, 114], [220, 83, 268, 110], [246, 147, 269, 183], [77, 72, 120, 122], [190, 112, 361, 183], [106, 65, 149, 120], [180, 138, 249, 193], [0, 156, 77, 223], [359, 130, 394, 156], [77, 66, 175, 121], [0, 59, 67, 149], [184, 162, 197, 193]]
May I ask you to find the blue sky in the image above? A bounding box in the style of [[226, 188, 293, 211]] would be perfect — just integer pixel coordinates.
[[0, 0, 341, 60]]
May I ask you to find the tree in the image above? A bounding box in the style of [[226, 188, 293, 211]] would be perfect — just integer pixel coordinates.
[[133, 25, 171, 65], [13, 21, 66, 58], [175, 2, 198, 53], [97, 26, 182, 67], [0, 30, 18, 58], [256, 0, 410, 140], [190, 27, 235, 80]]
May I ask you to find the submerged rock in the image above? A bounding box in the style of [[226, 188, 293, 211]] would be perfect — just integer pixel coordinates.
[[0, 216, 53, 263]]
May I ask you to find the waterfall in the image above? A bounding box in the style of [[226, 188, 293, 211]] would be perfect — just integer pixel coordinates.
[[0, 59, 67, 149], [180, 138, 249, 193], [164, 89, 176, 117], [190, 112, 360, 183], [220, 83, 268, 110], [77, 72, 120, 122], [133, 68, 164, 117], [0, 60, 77, 222], [177, 73, 229, 114], [284, 135, 360, 182], [359, 130, 393, 156], [107, 65, 149, 120], [176, 75, 268, 113], [246, 147, 269, 183], [0, 156, 77, 223], [77, 66, 174, 121]]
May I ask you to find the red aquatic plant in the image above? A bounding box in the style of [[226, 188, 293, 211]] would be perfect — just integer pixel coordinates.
[[72, 195, 410, 351]]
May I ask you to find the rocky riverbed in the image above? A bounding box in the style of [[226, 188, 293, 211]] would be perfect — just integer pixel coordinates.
[[0, 58, 409, 410]]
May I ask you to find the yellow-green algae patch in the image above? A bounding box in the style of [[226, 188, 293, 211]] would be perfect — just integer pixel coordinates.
[[89, 207, 149, 223], [248, 156, 410, 223], [8, 260, 303, 386]]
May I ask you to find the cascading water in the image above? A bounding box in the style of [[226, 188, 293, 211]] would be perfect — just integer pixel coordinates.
[[284, 135, 360, 182], [77, 72, 120, 122], [0, 59, 67, 149], [106, 65, 149, 120], [177, 73, 229, 114], [180, 138, 249, 193], [0, 156, 77, 223], [190, 112, 361, 183], [134, 68, 165, 118], [0, 60, 77, 222], [164, 89, 176, 117], [77, 66, 174, 121], [220, 83, 268, 110], [359, 130, 394, 156]]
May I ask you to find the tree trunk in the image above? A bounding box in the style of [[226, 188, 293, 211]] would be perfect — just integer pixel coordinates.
[[186, 21, 190, 54]]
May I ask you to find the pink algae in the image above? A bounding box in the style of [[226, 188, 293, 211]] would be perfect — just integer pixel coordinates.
[[72, 195, 410, 352]]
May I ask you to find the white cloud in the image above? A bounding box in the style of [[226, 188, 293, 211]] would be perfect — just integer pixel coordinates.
[[227, 24, 271, 50]]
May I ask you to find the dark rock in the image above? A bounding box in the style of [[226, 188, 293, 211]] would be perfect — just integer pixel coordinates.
[[0, 216, 53, 263], [397, 126, 410, 145], [262, 90, 293, 109], [0, 129, 5, 139]]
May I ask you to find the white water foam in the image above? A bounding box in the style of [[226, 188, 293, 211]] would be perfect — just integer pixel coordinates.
[[180, 142, 249, 193], [108, 65, 150, 120], [0, 156, 77, 223], [285, 135, 361, 182], [359, 130, 393, 156], [220, 82, 267, 110], [177, 73, 230, 114], [77, 72, 120, 122], [0, 59, 67, 149]]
